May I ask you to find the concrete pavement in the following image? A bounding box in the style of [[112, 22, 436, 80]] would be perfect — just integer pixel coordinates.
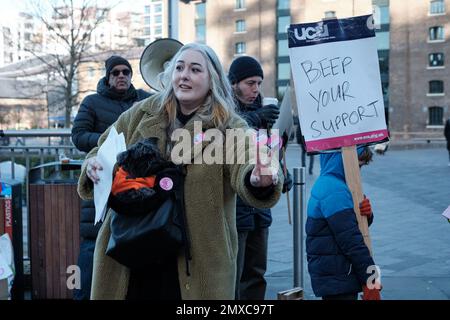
[[265, 145, 450, 300]]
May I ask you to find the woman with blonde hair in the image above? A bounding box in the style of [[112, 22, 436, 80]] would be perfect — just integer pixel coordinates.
[[77, 43, 283, 300]]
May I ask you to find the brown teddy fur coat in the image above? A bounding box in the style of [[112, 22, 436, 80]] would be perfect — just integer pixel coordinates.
[[77, 95, 283, 300]]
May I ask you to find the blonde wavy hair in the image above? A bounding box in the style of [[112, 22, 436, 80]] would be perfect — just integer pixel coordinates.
[[152, 43, 237, 134]]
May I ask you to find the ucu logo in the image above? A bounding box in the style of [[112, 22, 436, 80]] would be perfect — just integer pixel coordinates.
[[294, 24, 329, 40]]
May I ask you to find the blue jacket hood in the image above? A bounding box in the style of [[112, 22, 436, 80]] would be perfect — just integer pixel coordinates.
[[319, 146, 366, 180], [319, 152, 345, 180]]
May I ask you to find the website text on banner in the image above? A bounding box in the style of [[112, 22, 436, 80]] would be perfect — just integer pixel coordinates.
[[288, 15, 388, 152]]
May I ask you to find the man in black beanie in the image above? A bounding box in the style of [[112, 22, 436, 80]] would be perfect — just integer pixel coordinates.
[[229, 56, 279, 128], [229, 56, 292, 300], [71, 55, 150, 300]]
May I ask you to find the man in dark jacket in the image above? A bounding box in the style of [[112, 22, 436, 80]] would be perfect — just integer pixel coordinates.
[[228, 56, 292, 300], [306, 146, 381, 300], [71, 55, 150, 299]]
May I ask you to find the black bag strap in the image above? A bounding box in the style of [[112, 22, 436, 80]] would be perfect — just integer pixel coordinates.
[[176, 164, 192, 276]]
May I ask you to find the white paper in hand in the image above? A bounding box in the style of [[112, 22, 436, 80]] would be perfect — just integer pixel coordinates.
[[442, 206, 450, 220], [0, 234, 14, 280], [94, 127, 126, 224]]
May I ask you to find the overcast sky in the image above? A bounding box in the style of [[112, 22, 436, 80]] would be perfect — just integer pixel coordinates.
[[0, 0, 147, 22]]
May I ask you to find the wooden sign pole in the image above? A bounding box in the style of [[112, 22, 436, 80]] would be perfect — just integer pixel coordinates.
[[341, 145, 373, 256]]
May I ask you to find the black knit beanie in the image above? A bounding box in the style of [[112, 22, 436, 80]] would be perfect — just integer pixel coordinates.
[[105, 55, 133, 80], [228, 56, 264, 84]]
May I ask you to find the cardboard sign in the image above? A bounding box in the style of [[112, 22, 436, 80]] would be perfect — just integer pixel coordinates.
[[288, 15, 388, 152]]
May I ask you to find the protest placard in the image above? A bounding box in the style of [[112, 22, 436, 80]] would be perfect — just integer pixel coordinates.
[[288, 15, 387, 253], [288, 15, 388, 152]]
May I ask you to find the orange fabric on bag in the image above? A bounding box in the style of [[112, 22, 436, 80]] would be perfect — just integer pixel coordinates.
[[111, 167, 156, 195]]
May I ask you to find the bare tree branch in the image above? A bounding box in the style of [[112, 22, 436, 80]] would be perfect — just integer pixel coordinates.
[[22, 0, 113, 127]]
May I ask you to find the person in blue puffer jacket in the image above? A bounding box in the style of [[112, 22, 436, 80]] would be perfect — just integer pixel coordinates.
[[306, 146, 381, 300]]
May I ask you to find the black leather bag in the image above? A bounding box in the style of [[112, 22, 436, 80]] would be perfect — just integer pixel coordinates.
[[105, 167, 190, 270]]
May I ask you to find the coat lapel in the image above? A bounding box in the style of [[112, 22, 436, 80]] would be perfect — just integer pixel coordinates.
[[136, 102, 168, 154], [136, 99, 220, 164], [183, 114, 219, 164]]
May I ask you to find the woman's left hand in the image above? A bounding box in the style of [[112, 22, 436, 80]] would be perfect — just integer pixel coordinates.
[[250, 142, 279, 188]]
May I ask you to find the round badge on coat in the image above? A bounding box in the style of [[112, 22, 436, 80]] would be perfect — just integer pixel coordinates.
[[159, 177, 173, 191]]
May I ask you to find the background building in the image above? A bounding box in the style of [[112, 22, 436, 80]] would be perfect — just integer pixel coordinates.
[[178, 0, 448, 139], [179, 0, 278, 99], [178, 0, 374, 100], [0, 12, 43, 67], [139, 0, 170, 45], [1, 0, 448, 138], [389, 0, 449, 138]]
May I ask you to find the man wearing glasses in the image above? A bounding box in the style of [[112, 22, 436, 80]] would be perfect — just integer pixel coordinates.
[[71, 55, 150, 300]]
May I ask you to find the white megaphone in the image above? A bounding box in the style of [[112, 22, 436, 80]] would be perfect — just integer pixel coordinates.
[[139, 38, 183, 92]]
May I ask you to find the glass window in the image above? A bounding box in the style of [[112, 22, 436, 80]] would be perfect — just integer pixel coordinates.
[[236, 20, 246, 32], [374, 5, 390, 25], [324, 11, 336, 18], [144, 16, 150, 25], [155, 15, 162, 24], [278, 63, 291, 80], [278, 16, 291, 34], [378, 50, 389, 75], [144, 5, 150, 14], [379, 5, 390, 24], [278, 39, 289, 56], [429, 80, 444, 93], [277, 85, 288, 100], [196, 24, 206, 43], [375, 31, 390, 50], [236, 0, 245, 9], [381, 81, 389, 96], [235, 42, 246, 54], [277, 0, 290, 10], [429, 53, 444, 66], [154, 25, 162, 35], [195, 2, 206, 19], [430, 0, 445, 14], [154, 3, 162, 13], [144, 27, 151, 36], [429, 26, 444, 41], [428, 106, 443, 125]]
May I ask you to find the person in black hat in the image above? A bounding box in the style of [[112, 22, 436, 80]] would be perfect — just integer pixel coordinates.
[[228, 56, 279, 129], [229, 56, 292, 300], [71, 55, 150, 300]]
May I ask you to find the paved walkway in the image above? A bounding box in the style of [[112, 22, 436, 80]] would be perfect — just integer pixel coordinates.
[[265, 145, 450, 300]]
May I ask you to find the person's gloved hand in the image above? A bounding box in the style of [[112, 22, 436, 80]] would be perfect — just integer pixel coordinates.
[[359, 196, 372, 218], [362, 284, 382, 300], [255, 104, 279, 128], [282, 169, 293, 193]]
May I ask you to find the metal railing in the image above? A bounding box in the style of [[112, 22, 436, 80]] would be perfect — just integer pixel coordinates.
[[0, 129, 86, 180], [0, 129, 86, 294]]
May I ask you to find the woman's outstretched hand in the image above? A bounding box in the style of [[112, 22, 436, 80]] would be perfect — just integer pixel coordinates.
[[250, 132, 279, 188]]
